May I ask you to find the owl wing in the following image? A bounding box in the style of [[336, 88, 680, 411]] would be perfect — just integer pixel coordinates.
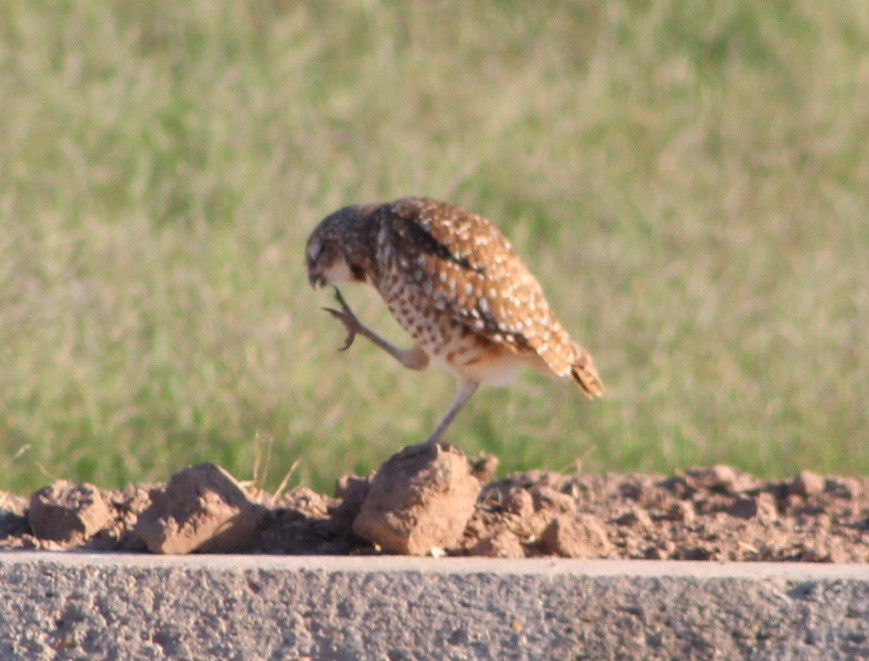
[[383, 198, 572, 371]]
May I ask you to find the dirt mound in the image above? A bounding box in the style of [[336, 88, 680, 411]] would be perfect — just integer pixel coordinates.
[[1, 448, 866, 562]]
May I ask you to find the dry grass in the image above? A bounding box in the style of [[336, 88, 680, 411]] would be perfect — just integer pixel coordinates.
[[1, 1, 866, 493]]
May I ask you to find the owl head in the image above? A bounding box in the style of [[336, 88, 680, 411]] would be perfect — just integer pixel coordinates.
[[306, 203, 380, 288]]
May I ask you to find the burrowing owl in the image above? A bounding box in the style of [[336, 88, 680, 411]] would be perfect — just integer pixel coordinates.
[[306, 197, 602, 449]]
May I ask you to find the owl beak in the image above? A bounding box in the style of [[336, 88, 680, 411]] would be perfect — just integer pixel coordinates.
[[308, 270, 326, 288]]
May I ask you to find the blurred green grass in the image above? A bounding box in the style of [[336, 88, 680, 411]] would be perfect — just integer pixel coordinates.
[[1, 1, 866, 494]]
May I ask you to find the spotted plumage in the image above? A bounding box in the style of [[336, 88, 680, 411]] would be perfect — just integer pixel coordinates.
[[306, 197, 602, 448]]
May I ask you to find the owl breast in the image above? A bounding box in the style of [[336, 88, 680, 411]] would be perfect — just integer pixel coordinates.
[[374, 256, 530, 387]]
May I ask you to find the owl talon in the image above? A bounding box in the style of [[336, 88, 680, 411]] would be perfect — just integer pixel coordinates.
[[323, 288, 363, 351], [322, 307, 358, 350], [339, 328, 357, 351]]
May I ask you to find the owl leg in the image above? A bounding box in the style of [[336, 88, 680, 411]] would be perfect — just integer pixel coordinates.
[[422, 378, 479, 447], [324, 287, 430, 370]]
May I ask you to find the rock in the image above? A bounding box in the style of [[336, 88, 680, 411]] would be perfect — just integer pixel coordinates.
[[468, 452, 499, 483], [687, 465, 740, 492], [728, 493, 778, 521], [644, 545, 667, 560], [134, 463, 260, 554], [664, 501, 695, 524], [617, 479, 646, 501], [659, 475, 694, 499], [677, 546, 714, 561], [0, 491, 27, 516], [529, 486, 576, 514], [468, 531, 526, 558], [28, 481, 110, 542], [335, 473, 368, 501], [540, 514, 613, 558], [644, 547, 662, 559], [823, 477, 860, 500], [728, 496, 759, 519], [279, 487, 331, 518], [756, 492, 779, 521], [332, 475, 369, 520], [97, 484, 154, 551], [501, 487, 534, 518], [353, 444, 482, 555], [789, 470, 825, 497], [613, 508, 652, 528], [1, 492, 29, 540]]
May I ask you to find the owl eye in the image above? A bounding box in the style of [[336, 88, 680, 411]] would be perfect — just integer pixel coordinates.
[[350, 264, 366, 281], [307, 240, 324, 264]]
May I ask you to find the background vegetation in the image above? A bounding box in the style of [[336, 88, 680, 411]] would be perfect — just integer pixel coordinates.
[[1, 1, 866, 494]]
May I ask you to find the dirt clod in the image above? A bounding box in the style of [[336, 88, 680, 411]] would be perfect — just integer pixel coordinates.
[[614, 508, 653, 528], [530, 486, 576, 514], [664, 501, 695, 523], [353, 444, 482, 555], [467, 530, 526, 558], [28, 481, 111, 543], [540, 514, 613, 558], [789, 470, 825, 497], [686, 465, 759, 494], [1, 492, 29, 539], [134, 463, 260, 554]]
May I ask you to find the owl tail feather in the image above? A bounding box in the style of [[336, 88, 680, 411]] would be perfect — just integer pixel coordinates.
[[569, 342, 603, 399]]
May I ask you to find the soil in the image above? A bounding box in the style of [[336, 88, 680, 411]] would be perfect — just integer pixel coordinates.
[[1, 447, 866, 562]]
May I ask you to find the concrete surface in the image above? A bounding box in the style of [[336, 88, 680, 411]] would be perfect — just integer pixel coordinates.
[[0, 553, 865, 659]]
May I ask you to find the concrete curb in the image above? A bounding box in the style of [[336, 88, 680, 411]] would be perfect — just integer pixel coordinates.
[[1, 553, 866, 659]]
